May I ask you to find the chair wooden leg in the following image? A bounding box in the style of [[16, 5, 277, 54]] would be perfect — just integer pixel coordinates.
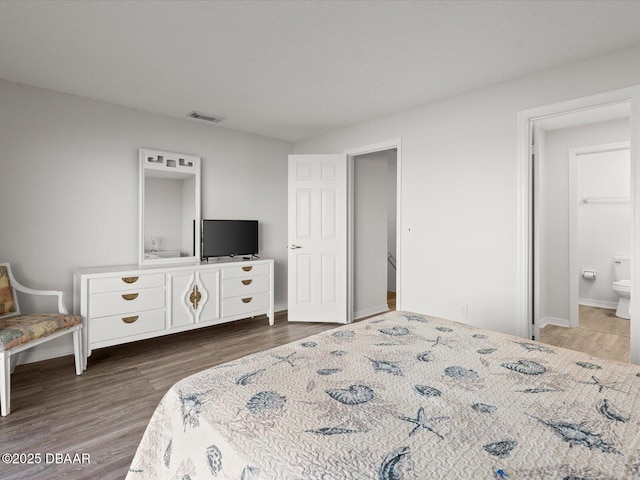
[[9, 351, 18, 374], [1, 350, 10, 416], [73, 328, 83, 375]]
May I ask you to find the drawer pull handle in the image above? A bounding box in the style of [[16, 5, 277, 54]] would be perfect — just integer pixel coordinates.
[[122, 276, 139, 284], [242, 279, 253, 285], [242, 297, 253, 303], [242, 266, 253, 272], [122, 293, 139, 301], [190, 285, 202, 310], [122, 316, 139, 324]]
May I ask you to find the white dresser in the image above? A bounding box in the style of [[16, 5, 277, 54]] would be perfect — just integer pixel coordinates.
[[73, 258, 274, 358]]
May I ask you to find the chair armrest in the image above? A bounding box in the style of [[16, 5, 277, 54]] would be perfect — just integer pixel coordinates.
[[9, 281, 68, 314]]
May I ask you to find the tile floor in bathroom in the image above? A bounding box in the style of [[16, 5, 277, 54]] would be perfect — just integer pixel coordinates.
[[539, 305, 630, 363]]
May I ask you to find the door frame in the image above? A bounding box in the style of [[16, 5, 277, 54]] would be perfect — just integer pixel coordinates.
[[516, 86, 640, 364], [568, 141, 631, 328], [344, 139, 402, 322]]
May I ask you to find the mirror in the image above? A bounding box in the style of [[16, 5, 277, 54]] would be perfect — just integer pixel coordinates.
[[139, 148, 201, 265]]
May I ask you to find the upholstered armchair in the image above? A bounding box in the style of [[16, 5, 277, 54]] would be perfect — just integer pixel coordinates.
[[0, 263, 84, 416]]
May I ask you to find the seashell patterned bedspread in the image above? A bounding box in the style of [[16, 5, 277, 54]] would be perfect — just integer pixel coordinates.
[[126, 311, 640, 479]]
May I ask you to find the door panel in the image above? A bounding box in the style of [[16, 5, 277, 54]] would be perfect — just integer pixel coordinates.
[[288, 154, 347, 323]]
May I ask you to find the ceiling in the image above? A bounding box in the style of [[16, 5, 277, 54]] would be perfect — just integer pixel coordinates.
[[2, 1, 640, 142]]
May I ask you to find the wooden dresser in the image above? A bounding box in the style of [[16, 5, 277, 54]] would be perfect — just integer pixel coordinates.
[[73, 258, 274, 359]]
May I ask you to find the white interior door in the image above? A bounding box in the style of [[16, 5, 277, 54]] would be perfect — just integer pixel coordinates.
[[288, 154, 348, 323]]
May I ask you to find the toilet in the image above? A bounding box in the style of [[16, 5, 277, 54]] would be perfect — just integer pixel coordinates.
[[612, 255, 631, 319]]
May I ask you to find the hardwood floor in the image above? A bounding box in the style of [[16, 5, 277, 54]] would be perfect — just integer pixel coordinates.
[[0, 313, 342, 480], [539, 305, 630, 363], [387, 290, 396, 311]]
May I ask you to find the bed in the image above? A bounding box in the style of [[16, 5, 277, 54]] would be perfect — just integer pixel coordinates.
[[126, 311, 640, 479]]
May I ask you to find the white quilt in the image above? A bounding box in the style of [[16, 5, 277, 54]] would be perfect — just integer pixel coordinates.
[[127, 311, 640, 479]]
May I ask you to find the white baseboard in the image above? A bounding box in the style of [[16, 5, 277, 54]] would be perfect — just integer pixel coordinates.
[[354, 304, 389, 320], [579, 298, 618, 309], [274, 303, 287, 313], [538, 316, 570, 328]]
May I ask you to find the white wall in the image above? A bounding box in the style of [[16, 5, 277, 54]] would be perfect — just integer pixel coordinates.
[[578, 148, 631, 306], [354, 151, 389, 318], [294, 44, 640, 336], [0, 79, 292, 363], [539, 118, 630, 323]]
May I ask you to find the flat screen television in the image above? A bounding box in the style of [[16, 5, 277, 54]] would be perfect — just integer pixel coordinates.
[[201, 219, 258, 259]]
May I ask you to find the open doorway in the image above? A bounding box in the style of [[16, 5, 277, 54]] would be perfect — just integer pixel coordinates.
[[351, 148, 398, 318], [532, 105, 631, 362], [287, 140, 400, 325], [344, 139, 401, 321]]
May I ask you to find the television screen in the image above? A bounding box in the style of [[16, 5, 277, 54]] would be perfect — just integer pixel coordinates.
[[202, 220, 258, 258]]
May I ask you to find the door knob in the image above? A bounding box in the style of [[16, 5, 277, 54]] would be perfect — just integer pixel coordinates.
[[289, 244, 302, 249]]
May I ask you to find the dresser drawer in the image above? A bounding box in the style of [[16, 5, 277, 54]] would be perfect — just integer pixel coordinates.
[[222, 275, 269, 298], [90, 287, 165, 318], [223, 264, 269, 279], [89, 273, 165, 294], [90, 309, 165, 343], [222, 291, 269, 317]]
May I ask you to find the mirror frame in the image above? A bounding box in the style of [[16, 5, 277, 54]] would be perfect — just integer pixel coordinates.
[[139, 148, 201, 265]]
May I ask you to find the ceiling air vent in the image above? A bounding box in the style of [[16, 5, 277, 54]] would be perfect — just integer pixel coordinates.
[[188, 111, 225, 123]]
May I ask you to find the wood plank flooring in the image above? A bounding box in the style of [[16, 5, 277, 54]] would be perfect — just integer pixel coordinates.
[[387, 290, 396, 311], [539, 305, 630, 363], [0, 313, 341, 480]]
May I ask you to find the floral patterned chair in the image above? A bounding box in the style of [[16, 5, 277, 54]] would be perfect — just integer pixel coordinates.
[[0, 263, 84, 416]]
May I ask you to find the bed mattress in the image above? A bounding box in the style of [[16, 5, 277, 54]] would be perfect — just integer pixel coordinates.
[[126, 310, 640, 479]]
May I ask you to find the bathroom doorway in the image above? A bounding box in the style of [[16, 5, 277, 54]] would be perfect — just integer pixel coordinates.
[[532, 105, 632, 362]]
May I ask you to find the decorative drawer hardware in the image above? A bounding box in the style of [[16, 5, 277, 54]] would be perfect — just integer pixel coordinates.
[[190, 285, 202, 310], [222, 275, 269, 298], [89, 273, 164, 294], [88, 287, 164, 318], [221, 291, 269, 317], [89, 309, 165, 345], [224, 264, 269, 279]]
